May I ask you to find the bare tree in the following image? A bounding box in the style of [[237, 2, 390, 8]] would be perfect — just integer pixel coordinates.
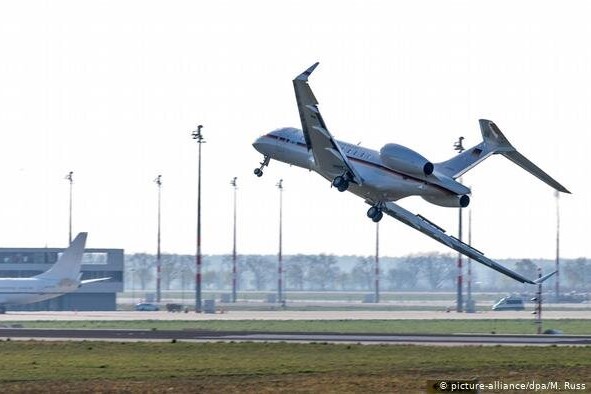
[[351, 256, 373, 290], [564, 258, 591, 291], [243, 255, 274, 291], [415, 252, 455, 290], [160, 254, 180, 290], [127, 253, 155, 290], [306, 254, 339, 291], [285, 255, 306, 291]]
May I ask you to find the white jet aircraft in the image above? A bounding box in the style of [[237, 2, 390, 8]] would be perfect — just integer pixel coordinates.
[[252, 62, 568, 285], [0, 232, 108, 313]]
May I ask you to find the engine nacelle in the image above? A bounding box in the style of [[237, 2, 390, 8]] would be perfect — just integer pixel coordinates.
[[380, 143, 434, 177], [422, 194, 470, 208]]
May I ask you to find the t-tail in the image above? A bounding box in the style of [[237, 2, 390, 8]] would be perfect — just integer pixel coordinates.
[[35, 233, 87, 282], [435, 119, 570, 194]]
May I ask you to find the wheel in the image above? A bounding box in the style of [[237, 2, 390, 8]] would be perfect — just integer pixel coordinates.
[[332, 176, 345, 188], [367, 206, 379, 219], [337, 181, 349, 192], [254, 168, 263, 177], [371, 211, 383, 223]]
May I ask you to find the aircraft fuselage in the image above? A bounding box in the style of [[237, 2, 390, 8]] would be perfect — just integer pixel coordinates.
[[253, 127, 470, 205]]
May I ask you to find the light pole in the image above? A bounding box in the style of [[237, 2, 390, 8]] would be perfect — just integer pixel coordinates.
[[192, 125, 205, 312], [65, 171, 74, 244], [453, 136, 465, 312], [465, 209, 475, 312], [154, 175, 162, 303], [277, 179, 283, 305], [374, 221, 380, 303], [555, 191, 560, 303], [230, 177, 238, 303]]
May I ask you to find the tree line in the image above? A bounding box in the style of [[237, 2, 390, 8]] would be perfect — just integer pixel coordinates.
[[125, 252, 591, 293]]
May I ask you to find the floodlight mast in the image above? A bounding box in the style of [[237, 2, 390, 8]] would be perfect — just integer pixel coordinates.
[[277, 179, 284, 305], [65, 171, 74, 245], [231, 177, 238, 303], [555, 191, 560, 302], [155, 174, 162, 303], [192, 125, 205, 313], [374, 221, 380, 303], [454, 137, 465, 313]]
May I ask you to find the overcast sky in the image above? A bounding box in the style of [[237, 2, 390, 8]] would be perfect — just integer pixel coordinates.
[[0, 1, 589, 261]]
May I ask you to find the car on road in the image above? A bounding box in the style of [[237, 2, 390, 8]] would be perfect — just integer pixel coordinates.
[[135, 302, 159, 311]]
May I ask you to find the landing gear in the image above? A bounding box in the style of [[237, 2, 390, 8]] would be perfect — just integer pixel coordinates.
[[367, 205, 383, 223], [253, 156, 270, 177], [332, 174, 350, 192]]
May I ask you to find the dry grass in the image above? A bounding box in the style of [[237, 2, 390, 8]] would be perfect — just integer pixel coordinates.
[[0, 341, 589, 393]]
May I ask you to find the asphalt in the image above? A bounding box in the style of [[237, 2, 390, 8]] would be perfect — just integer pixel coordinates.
[[1, 310, 591, 321], [0, 328, 589, 345]]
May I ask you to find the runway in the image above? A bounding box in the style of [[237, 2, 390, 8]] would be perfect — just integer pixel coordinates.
[[0, 327, 589, 345]]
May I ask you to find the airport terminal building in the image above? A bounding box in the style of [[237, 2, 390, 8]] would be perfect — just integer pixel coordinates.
[[0, 246, 124, 311]]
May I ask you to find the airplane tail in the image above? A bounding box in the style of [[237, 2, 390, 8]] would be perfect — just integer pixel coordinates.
[[35, 233, 88, 282], [435, 119, 570, 193]]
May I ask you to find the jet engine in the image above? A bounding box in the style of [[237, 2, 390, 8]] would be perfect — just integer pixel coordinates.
[[380, 143, 434, 177], [422, 194, 470, 208]]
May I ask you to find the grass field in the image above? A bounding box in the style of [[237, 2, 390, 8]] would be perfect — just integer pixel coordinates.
[[0, 341, 589, 393], [4, 319, 591, 335]]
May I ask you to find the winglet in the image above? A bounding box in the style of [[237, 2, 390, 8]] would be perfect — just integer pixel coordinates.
[[533, 270, 558, 285], [295, 62, 320, 81]]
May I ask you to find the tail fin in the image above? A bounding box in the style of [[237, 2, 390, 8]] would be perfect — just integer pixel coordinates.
[[35, 233, 88, 282], [436, 119, 570, 193]]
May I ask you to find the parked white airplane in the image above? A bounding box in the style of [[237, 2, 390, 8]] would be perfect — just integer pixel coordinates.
[[252, 63, 568, 285], [0, 232, 108, 313]]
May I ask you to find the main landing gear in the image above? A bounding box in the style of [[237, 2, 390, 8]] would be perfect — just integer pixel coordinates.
[[332, 173, 352, 192], [367, 205, 383, 223], [253, 155, 270, 177]]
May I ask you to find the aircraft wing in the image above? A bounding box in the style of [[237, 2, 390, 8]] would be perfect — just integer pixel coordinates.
[[377, 201, 536, 284], [293, 63, 363, 184]]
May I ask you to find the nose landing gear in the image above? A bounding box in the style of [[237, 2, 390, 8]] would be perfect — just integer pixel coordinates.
[[253, 156, 270, 177]]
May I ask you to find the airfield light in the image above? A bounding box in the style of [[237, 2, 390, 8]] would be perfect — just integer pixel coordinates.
[[535, 267, 543, 334], [154, 175, 162, 303], [65, 171, 74, 244], [231, 177, 238, 303], [277, 179, 284, 305], [192, 124, 205, 312]]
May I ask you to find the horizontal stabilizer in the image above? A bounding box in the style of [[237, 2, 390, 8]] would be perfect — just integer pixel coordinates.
[[436, 120, 570, 194], [479, 119, 571, 194]]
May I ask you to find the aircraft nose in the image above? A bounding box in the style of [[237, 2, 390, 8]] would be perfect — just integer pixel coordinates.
[[253, 135, 272, 154]]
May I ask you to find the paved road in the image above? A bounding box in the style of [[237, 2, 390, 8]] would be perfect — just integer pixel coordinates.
[[2, 310, 591, 321], [0, 328, 590, 345]]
